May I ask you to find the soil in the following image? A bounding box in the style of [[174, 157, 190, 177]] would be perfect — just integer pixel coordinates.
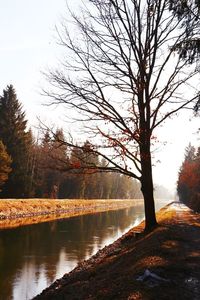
[[33, 202, 200, 300]]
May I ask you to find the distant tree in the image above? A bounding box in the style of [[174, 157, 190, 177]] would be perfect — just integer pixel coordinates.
[[0, 141, 12, 192], [46, 0, 198, 230], [108, 173, 142, 199], [59, 146, 81, 198], [33, 130, 50, 197], [35, 129, 69, 198], [177, 143, 197, 203], [177, 144, 200, 211], [0, 85, 33, 198], [184, 143, 196, 162], [97, 159, 113, 199], [26, 130, 40, 197], [116, 175, 135, 199], [49, 129, 69, 198], [79, 141, 100, 198], [66, 143, 94, 198]]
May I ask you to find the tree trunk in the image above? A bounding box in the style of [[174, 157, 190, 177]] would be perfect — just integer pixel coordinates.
[[140, 146, 158, 231]]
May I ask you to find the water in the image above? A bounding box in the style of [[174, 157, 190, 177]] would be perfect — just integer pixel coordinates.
[[0, 199, 169, 300]]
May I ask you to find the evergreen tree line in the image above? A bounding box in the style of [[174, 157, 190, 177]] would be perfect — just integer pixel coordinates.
[[177, 143, 200, 212], [0, 85, 142, 199]]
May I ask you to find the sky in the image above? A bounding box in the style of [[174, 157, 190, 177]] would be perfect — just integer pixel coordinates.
[[0, 0, 199, 195]]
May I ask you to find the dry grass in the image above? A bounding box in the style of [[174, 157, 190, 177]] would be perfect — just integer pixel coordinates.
[[0, 198, 140, 229]]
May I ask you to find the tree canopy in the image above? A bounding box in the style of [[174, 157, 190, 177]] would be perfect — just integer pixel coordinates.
[[45, 0, 199, 230]]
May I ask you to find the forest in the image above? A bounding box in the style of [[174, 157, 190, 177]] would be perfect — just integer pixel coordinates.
[[0, 85, 143, 199], [0, 85, 171, 200]]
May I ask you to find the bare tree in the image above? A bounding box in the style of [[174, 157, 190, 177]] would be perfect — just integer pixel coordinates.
[[45, 0, 199, 230]]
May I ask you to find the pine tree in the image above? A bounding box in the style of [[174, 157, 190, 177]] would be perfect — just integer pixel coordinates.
[[0, 85, 33, 198], [184, 143, 196, 162], [0, 140, 12, 192], [169, 0, 200, 63]]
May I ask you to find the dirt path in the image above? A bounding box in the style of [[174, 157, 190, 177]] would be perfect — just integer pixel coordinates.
[[33, 202, 200, 300]]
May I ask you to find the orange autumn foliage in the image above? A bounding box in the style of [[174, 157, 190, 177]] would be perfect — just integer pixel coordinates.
[[179, 161, 200, 190]]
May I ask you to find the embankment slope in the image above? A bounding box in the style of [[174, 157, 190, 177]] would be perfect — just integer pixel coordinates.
[[34, 202, 200, 300]]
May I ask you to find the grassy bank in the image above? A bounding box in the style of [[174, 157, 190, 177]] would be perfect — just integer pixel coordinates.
[[34, 202, 200, 300], [0, 199, 140, 229]]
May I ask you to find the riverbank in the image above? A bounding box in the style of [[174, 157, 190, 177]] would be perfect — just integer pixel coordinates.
[[0, 199, 139, 229], [34, 202, 200, 300]]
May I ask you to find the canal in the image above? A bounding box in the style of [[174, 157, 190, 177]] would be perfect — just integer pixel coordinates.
[[0, 199, 170, 299]]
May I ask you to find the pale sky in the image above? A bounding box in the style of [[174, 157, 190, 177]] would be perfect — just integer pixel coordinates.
[[0, 0, 199, 194]]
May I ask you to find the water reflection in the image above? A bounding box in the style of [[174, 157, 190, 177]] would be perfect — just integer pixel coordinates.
[[0, 199, 169, 300]]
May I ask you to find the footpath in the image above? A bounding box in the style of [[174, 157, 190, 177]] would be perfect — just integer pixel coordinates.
[[34, 202, 200, 300]]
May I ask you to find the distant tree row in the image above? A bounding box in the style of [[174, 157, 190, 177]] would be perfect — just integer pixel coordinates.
[[177, 143, 200, 212], [30, 128, 143, 199], [0, 85, 142, 199]]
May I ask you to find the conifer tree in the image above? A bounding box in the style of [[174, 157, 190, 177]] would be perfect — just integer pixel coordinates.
[[0, 85, 33, 198], [169, 0, 200, 63]]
